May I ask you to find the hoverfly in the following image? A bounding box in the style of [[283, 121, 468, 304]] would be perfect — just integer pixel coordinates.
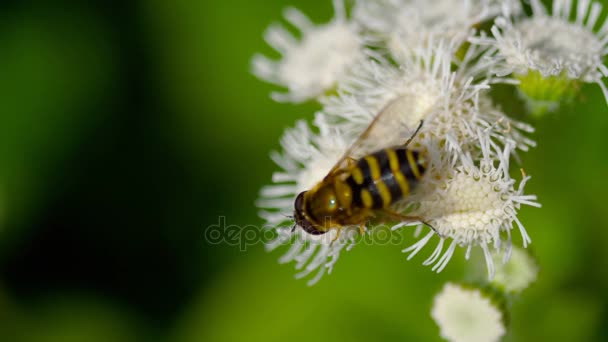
[[293, 99, 435, 238]]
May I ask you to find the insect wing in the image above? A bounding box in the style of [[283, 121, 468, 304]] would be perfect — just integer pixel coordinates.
[[327, 98, 420, 176]]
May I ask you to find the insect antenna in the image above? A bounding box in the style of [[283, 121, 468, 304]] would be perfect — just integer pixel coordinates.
[[291, 224, 297, 233]]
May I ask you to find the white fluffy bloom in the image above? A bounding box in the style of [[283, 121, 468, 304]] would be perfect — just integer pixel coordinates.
[[471, 0, 608, 102], [353, 0, 517, 49], [255, 4, 541, 286], [257, 117, 362, 285], [251, 0, 366, 103], [432, 283, 506, 342], [321, 39, 535, 160], [403, 133, 540, 279], [491, 245, 539, 293], [265, 224, 360, 286]]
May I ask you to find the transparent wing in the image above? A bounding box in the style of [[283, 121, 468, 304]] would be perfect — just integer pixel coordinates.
[[326, 97, 426, 177]]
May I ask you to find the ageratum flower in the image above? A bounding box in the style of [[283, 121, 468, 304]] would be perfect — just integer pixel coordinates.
[[471, 0, 608, 105], [321, 38, 535, 161], [403, 132, 540, 279], [251, 0, 367, 103], [353, 0, 518, 49], [432, 283, 507, 342], [491, 246, 539, 293], [257, 117, 363, 285]]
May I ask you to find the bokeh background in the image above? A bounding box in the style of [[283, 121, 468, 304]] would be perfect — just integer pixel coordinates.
[[0, 0, 607, 341]]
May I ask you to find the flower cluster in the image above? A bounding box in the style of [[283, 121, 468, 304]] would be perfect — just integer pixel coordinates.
[[471, 0, 608, 114], [430, 247, 538, 341], [253, 0, 603, 287], [431, 282, 507, 342]]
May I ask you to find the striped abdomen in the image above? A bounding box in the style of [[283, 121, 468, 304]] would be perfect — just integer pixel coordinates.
[[345, 149, 427, 209]]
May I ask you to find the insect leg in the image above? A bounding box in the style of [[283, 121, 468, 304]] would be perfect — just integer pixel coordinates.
[[379, 209, 441, 237], [403, 120, 424, 148]]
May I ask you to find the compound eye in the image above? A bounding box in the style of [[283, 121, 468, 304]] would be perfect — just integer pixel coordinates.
[[294, 191, 306, 211]]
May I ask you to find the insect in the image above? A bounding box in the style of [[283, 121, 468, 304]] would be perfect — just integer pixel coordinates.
[[293, 99, 435, 238]]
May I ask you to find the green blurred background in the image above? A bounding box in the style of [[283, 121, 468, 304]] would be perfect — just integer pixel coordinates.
[[0, 0, 607, 341]]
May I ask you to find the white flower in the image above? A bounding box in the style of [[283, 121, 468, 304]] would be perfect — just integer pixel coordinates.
[[432, 283, 506, 342], [491, 246, 539, 293], [403, 132, 540, 279], [257, 117, 361, 285], [471, 0, 608, 103], [251, 0, 366, 103], [354, 0, 517, 49], [265, 225, 360, 286], [321, 38, 535, 161], [254, 14, 541, 286]]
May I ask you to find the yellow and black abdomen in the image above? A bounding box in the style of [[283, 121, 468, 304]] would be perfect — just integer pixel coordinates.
[[345, 148, 427, 209]]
